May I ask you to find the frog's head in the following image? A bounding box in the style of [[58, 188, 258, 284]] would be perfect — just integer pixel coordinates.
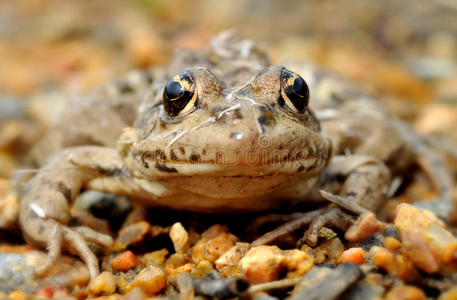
[[119, 66, 330, 203]]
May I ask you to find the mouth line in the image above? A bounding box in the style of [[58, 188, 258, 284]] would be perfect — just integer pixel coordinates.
[[145, 156, 321, 168]]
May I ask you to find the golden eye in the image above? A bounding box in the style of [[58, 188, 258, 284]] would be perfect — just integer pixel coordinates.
[[163, 71, 198, 118], [279, 69, 309, 114]]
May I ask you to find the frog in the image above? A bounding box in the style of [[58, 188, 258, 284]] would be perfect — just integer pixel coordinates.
[[19, 33, 453, 279]]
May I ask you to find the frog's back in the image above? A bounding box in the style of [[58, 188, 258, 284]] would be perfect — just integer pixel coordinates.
[[26, 73, 151, 166]]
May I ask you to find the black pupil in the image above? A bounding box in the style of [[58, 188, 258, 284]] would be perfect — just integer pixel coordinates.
[[165, 80, 184, 100], [293, 77, 305, 94], [282, 70, 309, 113]]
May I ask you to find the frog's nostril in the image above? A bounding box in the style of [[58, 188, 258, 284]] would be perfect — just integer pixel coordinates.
[[257, 103, 272, 112]]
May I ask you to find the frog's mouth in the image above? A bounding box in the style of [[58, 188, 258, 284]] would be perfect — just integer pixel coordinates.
[[133, 149, 327, 178]]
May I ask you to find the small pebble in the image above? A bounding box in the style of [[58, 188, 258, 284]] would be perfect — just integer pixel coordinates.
[[175, 263, 194, 274], [384, 237, 402, 251], [125, 266, 167, 296], [337, 247, 365, 265], [192, 232, 238, 264], [113, 220, 150, 252], [239, 245, 313, 284], [282, 249, 314, 277], [88, 271, 116, 296], [191, 260, 214, 277], [111, 251, 139, 271], [239, 246, 285, 284], [395, 203, 457, 274], [385, 285, 426, 300], [215, 242, 251, 276], [371, 246, 419, 281], [345, 213, 385, 243], [141, 249, 169, 266], [170, 222, 189, 253]]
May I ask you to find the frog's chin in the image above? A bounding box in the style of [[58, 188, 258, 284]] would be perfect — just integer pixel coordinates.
[[130, 164, 322, 208]]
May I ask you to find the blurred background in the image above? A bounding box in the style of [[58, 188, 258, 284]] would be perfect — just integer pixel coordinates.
[[0, 0, 456, 177]]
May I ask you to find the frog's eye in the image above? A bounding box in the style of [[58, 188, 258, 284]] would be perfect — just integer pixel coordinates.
[[163, 71, 198, 118], [278, 69, 309, 114]]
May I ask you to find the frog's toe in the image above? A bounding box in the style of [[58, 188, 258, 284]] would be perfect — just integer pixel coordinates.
[[34, 220, 63, 277], [62, 226, 100, 279], [72, 226, 113, 253], [305, 207, 353, 246], [32, 224, 109, 279]]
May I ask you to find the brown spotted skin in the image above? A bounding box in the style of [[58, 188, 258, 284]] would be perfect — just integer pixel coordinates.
[[20, 33, 453, 279]]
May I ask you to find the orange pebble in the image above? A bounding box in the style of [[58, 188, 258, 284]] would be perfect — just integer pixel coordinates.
[[112, 250, 139, 271], [175, 263, 194, 274], [35, 285, 66, 298], [385, 285, 426, 300], [337, 247, 365, 265], [372, 247, 419, 281], [385, 237, 402, 251]]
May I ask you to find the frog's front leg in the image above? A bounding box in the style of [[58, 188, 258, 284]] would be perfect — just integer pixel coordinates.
[[19, 146, 131, 279], [306, 154, 391, 245], [320, 155, 391, 210]]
